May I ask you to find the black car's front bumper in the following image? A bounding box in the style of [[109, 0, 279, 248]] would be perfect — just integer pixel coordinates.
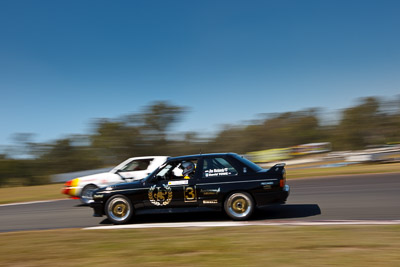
[[89, 201, 105, 217]]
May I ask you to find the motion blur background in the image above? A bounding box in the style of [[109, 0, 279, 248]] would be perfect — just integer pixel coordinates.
[[1, 0, 399, 186]]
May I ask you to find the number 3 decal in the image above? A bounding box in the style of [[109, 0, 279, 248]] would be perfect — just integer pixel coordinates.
[[184, 186, 197, 202]]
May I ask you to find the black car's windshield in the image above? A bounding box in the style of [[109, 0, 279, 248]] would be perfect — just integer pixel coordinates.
[[144, 163, 167, 182], [232, 154, 263, 172], [144, 158, 199, 182]]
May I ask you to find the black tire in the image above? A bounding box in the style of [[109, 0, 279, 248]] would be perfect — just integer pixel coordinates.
[[105, 195, 134, 224], [224, 192, 255, 221], [80, 184, 98, 205]]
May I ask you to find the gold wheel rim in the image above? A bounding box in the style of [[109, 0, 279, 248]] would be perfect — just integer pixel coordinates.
[[227, 193, 253, 218], [112, 203, 127, 218], [232, 198, 248, 214], [107, 197, 131, 222]]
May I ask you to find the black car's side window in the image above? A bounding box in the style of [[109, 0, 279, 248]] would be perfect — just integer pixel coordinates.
[[202, 157, 238, 178]]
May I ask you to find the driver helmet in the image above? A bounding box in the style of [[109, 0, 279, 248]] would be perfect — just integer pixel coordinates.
[[181, 161, 195, 176]]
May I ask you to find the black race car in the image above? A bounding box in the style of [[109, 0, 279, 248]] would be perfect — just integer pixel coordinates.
[[90, 153, 290, 224]]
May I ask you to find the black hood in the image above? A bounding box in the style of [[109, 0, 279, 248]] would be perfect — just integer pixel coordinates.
[[97, 180, 144, 193]]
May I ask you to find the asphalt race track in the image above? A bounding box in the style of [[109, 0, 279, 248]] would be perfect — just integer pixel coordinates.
[[1, 173, 399, 232]]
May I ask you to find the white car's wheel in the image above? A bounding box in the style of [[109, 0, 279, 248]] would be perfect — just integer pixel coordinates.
[[80, 184, 98, 205], [105, 195, 134, 224], [224, 192, 254, 220]]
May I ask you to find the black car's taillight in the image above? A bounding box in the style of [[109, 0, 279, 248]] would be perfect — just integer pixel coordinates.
[[279, 169, 286, 188]]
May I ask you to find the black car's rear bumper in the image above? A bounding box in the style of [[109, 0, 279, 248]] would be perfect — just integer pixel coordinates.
[[254, 185, 290, 206]]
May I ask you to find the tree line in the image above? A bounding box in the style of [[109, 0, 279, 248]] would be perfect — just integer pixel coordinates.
[[1, 97, 399, 186]]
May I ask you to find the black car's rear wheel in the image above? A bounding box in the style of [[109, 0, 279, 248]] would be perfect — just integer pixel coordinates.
[[224, 192, 254, 220], [105, 195, 134, 224]]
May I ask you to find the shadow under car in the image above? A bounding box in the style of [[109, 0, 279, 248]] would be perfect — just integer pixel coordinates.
[[98, 204, 321, 225]]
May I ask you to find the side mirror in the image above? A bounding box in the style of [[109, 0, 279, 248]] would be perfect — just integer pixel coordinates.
[[114, 169, 127, 181]]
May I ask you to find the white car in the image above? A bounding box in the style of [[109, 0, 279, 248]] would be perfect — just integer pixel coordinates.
[[61, 156, 168, 204]]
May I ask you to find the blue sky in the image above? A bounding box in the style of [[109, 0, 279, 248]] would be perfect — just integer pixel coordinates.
[[0, 0, 399, 147]]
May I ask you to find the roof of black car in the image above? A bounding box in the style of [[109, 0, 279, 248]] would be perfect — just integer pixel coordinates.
[[168, 152, 237, 161]]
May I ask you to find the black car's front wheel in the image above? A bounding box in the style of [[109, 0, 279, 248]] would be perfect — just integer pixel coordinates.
[[105, 195, 134, 224], [224, 192, 254, 220]]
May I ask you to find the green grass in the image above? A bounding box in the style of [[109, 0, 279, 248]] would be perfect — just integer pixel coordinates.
[[0, 225, 399, 266], [1, 162, 400, 205], [0, 183, 64, 204]]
